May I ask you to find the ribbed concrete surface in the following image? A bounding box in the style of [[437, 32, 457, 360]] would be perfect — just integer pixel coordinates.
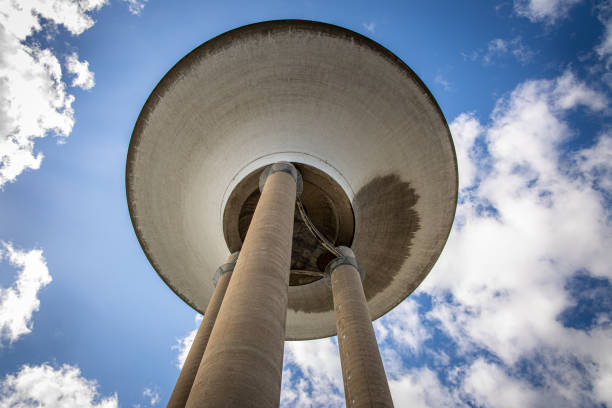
[[185, 170, 296, 407], [126, 20, 458, 340], [332, 263, 393, 407], [166, 264, 233, 407]]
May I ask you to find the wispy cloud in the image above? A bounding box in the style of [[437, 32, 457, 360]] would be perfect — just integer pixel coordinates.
[[143, 388, 160, 406], [362, 22, 376, 33], [595, 0, 612, 69], [0, 243, 51, 344], [122, 0, 149, 16], [0, 0, 106, 187], [434, 73, 452, 91], [514, 0, 582, 23], [0, 363, 118, 407], [464, 37, 536, 65]]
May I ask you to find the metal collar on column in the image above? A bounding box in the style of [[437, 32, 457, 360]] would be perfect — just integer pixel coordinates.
[[324, 245, 366, 284], [258, 162, 303, 197], [212, 251, 240, 287]]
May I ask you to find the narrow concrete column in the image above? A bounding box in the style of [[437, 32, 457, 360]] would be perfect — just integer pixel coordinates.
[[186, 162, 301, 408], [166, 251, 239, 408], [327, 246, 394, 408]]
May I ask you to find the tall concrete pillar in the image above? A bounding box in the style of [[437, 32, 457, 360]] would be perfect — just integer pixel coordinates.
[[327, 246, 394, 408], [185, 162, 301, 408], [166, 252, 239, 408]]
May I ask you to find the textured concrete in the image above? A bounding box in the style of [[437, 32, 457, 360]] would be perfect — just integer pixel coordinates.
[[126, 20, 458, 340], [331, 260, 394, 408], [166, 253, 237, 408], [185, 169, 296, 408]]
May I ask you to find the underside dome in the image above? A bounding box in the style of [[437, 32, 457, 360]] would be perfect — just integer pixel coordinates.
[[126, 20, 458, 340]]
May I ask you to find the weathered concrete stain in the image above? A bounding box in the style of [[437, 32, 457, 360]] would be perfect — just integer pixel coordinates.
[[353, 174, 420, 301], [287, 173, 420, 314]]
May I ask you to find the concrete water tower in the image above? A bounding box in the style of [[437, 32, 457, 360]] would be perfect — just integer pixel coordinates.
[[126, 20, 457, 407]]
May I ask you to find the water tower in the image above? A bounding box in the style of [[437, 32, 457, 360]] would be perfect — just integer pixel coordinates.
[[127, 20, 457, 407]]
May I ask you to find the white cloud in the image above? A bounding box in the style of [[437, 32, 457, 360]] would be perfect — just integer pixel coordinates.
[[142, 388, 160, 406], [0, 0, 106, 187], [574, 131, 612, 195], [449, 113, 483, 191], [0, 363, 117, 408], [462, 359, 539, 408], [482, 37, 536, 65], [434, 73, 452, 91], [0, 242, 51, 344], [362, 22, 376, 33], [552, 71, 607, 111], [374, 298, 430, 356], [463, 37, 535, 66], [421, 70, 612, 405], [597, 4, 612, 68], [66, 52, 95, 90], [0, 0, 107, 40], [0, 27, 74, 186], [122, 0, 148, 16], [389, 367, 459, 408], [281, 338, 344, 407], [172, 314, 202, 369], [514, 0, 582, 23]]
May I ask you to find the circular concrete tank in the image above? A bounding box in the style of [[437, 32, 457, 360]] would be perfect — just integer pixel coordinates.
[[126, 20, 458, 340]]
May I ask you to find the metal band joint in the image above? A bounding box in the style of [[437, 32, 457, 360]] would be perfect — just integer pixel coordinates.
[[259, 162, 303, 197], [324, 246, 365, 284], [212, 251, 240, 287]]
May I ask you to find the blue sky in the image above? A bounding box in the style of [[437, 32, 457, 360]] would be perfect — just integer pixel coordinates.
[[1, 0, 611, 407]]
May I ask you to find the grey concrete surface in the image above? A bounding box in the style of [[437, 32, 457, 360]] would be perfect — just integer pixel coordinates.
[[330, 250, 394, 407], [166, 253, 238, 407], [185, 169, 296, 407], [126, 20, 458, 340]]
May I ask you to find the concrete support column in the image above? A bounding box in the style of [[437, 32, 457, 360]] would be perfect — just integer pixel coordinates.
[[167, 251, 239, 408], [185, 162, 301, 408], [327, 246, 394, 408]]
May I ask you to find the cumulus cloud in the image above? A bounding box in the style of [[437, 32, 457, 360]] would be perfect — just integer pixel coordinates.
[[66, 52, 95, 90], [0, 363, 117, 408], [122, 0, 149, 16], [374, 298, 430, 356], [389, 367, 458, 407], [0, 242, 51, 344], [0, 0, 106, 187], [281, 338, 344, 407], [462, 359, 539, 408], [574, 131, 612, 195], [172, 314, 202, 369], [449, 113, 483, 191], [422, 70, 612, 405], [514, 0, 582, 23]]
